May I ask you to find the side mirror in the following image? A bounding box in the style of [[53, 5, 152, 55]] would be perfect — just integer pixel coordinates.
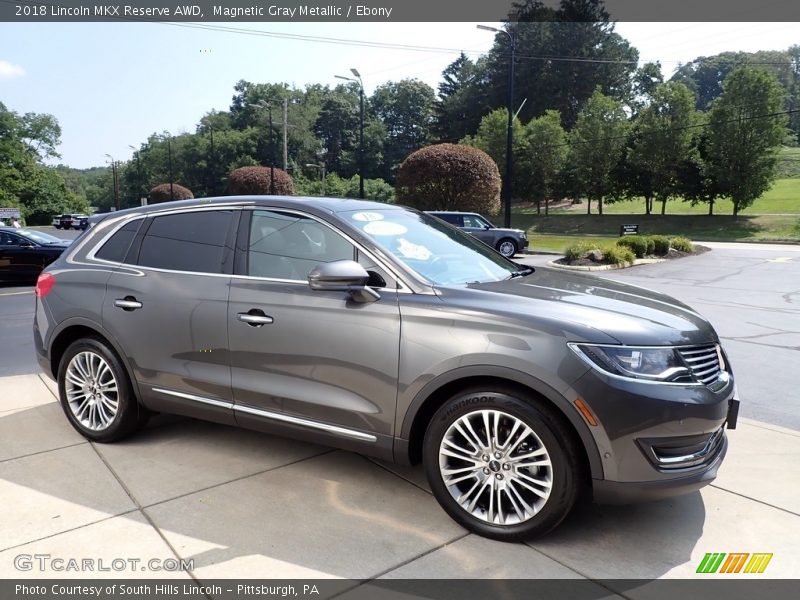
[[19, 242, 35, 249], [308, 260, 380, 303]]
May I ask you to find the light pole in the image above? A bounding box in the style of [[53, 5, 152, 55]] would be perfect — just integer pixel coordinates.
[[335, 68, 364, 199], [127, 145, 144, 206], [305, 163, 326, 196], [104, 153, 120, 211], [478, 24, 515, 228], [249, 101, 276, 194]]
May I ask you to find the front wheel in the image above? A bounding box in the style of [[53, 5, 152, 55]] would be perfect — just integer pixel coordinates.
[[57, 337, 148, 442], [496, 238, 518, 258], [423, 388, 581, 541]]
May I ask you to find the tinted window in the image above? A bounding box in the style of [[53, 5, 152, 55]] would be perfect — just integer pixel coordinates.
[[95, 220, 142, 263], [463, 214, 490, 228], [433, 213, 462, 226], [0, 232, 22, 246], [138, 211, 233, 274], [248, 210, 354, 280]]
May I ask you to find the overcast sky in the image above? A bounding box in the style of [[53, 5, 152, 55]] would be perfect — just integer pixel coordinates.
[[0, 21, 797, 169]]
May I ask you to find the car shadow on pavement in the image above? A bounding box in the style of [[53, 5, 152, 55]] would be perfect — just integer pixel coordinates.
[[0, 408, 705, 580]]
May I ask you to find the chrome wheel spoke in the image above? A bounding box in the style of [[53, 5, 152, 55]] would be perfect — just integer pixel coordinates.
[[64, 351, 119, 432], [439, 408, 552, 526]]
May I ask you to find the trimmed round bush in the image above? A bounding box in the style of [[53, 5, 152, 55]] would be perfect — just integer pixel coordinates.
[[227, 166, 294, 196], [149, 183, 194, 204], [616, 235, 648, 258], [395, 143, 501, 214], [670, 236, 694, 253], [644, 237, 656, 255], [650, 235, 671, 256], [603, 245, 636, 265]]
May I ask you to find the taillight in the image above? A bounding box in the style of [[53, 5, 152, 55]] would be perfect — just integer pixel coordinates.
[[35, 272, 55, 297]]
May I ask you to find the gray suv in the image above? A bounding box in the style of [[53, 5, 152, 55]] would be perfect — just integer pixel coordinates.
[[34, 197, 737, 540], [427, 211, 529, 258]]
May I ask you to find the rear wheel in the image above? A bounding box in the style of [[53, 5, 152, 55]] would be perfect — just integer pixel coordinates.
[[423, 387, 581, 541], [57, 337, 148, 442], [496, 238, 517, 258]]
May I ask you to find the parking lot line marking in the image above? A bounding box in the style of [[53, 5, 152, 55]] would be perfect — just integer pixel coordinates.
[[767, 257, 793, 263], [0, 291, 33, 297]]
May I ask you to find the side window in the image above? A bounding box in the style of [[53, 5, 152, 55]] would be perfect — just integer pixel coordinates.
[[248, 210, 354, 280], [0, 232, 19, 246], [438, 214, 463, 226], [462, 215, 484, 228], [138, 211, 234, 274], [95, 219, 142, 263]]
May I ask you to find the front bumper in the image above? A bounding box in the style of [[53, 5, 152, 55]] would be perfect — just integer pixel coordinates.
[[569, 365, 737, 503]]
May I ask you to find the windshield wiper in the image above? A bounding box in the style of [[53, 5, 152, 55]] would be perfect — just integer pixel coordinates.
[[507, 267, 534, 279]]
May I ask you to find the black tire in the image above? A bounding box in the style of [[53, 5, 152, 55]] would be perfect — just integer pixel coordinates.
[[496, 238, 518, 258], [57, 337, 148, 442], [423, 387, 581, 541], [54, 225, 61, 230]]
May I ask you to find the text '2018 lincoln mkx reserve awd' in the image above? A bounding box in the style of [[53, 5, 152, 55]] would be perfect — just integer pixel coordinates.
[[33, 196, 739, 540]]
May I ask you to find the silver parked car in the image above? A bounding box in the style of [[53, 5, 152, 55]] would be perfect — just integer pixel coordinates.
[[34, 196, 738, 540]]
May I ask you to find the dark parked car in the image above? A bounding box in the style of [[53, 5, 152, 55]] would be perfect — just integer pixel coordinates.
[[34, 197, 737, 540], [0, 227, 71, 282], [427, 211, 529, 258], [54, 214, 89, 230]]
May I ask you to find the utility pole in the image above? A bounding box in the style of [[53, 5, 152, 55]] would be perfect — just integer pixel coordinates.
[[104, 153, 120, 210], [478, 24, 516, 228], [128, 145, 143, 207], [335, 68, 365, 199], [282, 98, 288, 171]]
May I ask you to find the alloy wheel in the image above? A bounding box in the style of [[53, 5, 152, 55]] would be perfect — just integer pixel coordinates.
[[64, 351, 119, 431]]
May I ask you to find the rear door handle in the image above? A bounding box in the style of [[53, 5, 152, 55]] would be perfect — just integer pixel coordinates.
[[237, 311, 274, 327], [114, 297, 142, 311]]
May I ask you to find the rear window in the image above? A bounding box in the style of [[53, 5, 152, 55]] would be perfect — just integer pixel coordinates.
[[95, 219, 142, 263], [137, 211, 234, 274]]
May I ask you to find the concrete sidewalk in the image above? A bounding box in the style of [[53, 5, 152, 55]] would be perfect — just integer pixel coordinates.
[[1, 373, 798, 584]]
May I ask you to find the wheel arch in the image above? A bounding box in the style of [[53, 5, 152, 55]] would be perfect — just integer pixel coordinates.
[[396, 366, 603, 480], [48, 319, 142, 402]]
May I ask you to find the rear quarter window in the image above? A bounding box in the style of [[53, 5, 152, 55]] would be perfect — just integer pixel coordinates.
[[94, 219, 143, 263]]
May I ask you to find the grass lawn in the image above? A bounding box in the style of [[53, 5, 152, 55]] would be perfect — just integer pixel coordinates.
[[529, 177, 800, 216], [528, 234, 616, 253], [518, 214, 800, 246]]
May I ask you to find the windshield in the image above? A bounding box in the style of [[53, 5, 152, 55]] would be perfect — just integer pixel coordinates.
[[342, 208, 519, 285], [18, 229, 62, 244]]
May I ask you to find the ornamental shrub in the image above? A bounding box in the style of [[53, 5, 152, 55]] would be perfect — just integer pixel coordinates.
[[149, 183, 194, 204], [395, 143, 501, 214], [227, 166, 294, 196], [650, 235, 671, 256], [670, 236, 694, 253], [603, 244, 636, 265], [616, 235, 648, 258]]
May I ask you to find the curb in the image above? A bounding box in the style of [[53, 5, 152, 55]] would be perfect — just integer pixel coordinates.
[[547, 257, 666, 271]]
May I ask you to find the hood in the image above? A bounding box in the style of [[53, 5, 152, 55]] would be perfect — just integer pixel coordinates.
[[437, 266, 718, 346]]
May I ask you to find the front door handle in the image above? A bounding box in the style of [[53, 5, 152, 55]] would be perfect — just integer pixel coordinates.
[[114, 297, 142, 311], [237, 310, 274, 327]]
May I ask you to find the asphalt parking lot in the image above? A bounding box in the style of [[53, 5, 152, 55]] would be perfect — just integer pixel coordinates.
[[1, 236, 799, 584]]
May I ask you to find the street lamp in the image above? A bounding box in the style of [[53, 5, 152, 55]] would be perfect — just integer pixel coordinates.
[[335, 68, 365, 199], [478, 24, 516, 228], [305, 163, 326, 196], [128, 145, 144, 206], [104, 153, 120, 211], [249, 100, 277, 195]]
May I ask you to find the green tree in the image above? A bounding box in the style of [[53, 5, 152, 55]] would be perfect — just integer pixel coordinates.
[[568, 89, 629, 214], [370, 79, 436, 181], [434, 53, 490, 143], [518, 110, 567, 214], [462, 108, 524, 196], [705, 67, 788, 215], [628, 82, 698, 215]]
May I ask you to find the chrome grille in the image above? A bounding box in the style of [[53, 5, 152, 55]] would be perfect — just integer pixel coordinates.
[[678, 344, 723, 385]]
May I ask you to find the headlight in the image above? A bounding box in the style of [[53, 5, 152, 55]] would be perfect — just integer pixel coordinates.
[[570, 344, 692, 382]]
